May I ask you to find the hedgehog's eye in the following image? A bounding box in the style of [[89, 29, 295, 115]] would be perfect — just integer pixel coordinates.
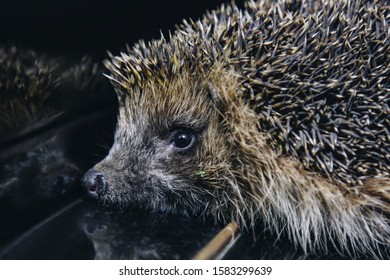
[[170, 129, 196, 152]]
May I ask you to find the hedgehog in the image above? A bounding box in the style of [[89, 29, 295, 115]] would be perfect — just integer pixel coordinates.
[[82, 0, 390, 259]]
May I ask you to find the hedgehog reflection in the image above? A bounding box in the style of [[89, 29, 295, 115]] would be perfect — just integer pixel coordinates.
[[0, 46, 115, 225], [81, 208, 220, 260], [0, 135, 81, 205]]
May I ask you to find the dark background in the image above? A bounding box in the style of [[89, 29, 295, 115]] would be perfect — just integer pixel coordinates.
[[0, 0, 244, 60]]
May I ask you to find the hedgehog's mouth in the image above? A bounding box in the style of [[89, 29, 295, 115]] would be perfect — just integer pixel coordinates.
[[95, 183, 214, 219], [98, 193, 132, 209], [95, 184, 171, 211]]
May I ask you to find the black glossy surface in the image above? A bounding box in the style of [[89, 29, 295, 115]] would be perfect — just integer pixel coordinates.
[[0, 198, 223, 260], [0, 199, 93, 260]]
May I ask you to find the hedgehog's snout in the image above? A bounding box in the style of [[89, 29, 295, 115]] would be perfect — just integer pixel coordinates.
[[82, 169, 109, 199]]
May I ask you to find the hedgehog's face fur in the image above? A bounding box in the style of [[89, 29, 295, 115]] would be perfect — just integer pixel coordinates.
[[88, 66, 253, 223]]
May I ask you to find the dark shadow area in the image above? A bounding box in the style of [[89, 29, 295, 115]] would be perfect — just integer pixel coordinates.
[[0, 0, 244, 60]]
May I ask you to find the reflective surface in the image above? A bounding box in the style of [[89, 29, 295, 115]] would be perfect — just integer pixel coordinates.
[[0, 199, 222, 260], [0, 196, 347, 260], [81, 203, 221, 260]]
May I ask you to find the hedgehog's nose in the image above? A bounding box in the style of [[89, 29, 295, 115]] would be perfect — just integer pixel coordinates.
[[82, 169, 108, 199]]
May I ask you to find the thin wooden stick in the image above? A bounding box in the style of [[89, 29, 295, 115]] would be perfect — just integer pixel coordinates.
[[192, 221, 240, 260]]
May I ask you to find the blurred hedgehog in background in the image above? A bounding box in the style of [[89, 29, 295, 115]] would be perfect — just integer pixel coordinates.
[[0, 47, 59, 132], [0, 47, 108, 133], [82, 0, 390, 259]]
